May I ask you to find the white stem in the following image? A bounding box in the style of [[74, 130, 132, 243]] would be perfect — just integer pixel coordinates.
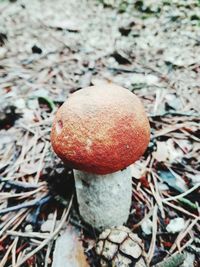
[[74, 167, 132, 230]]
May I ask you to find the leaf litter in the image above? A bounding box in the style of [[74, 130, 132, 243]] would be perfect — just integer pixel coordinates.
[[0, 0, 199, 266]]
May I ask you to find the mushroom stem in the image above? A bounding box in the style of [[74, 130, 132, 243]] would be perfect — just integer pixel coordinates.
[[73, 167, 132, 230]]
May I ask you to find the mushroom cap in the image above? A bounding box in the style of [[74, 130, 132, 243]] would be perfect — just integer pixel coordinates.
[[51, 85, 150, 174]]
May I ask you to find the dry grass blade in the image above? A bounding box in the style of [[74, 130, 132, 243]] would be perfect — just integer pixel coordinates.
[[44, 210, 57, 267], [147, 205, 158, 265], [11, 237, 19, 267], [0, 239, 16, 267], [0, 194, 50, 215], [6, 231, 49, 239], [153, 122, 199, 138], [163, 201, 199, 219], [163, 183, 200, 203], [149, 173, 165, 219], [0, 210, 29, 243], [0, 210, 27, 240], [34, 142, 49, 184], [169, 217, 199, 254]]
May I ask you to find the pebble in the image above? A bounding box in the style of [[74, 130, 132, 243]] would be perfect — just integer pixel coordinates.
[[25, 224, 33, 232], [166, 217, 185, 233]]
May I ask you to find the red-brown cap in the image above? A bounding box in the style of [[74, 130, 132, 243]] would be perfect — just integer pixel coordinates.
[[51, 85, 150, 174]]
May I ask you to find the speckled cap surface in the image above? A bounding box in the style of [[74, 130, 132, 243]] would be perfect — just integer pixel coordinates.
[[51, 85, 150, 174]]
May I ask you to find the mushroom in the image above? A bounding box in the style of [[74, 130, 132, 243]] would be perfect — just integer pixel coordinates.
[[51, 85, 150, 230]]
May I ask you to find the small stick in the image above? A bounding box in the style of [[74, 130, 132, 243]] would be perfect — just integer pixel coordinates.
[[0, 238, 16, 267], [150, 111, 200, 118], [0, 210, 28, 242], [44, 210, 57, 267], [0, 177, 40, 190], [149, 174, 165, 219], [6, 230, 49, 239], [12, 237, 19, 267], [153, 122, 198, 138], [163, 201, 198, 219], [173, 237, 193, 254], [34, 141, 49, 184], [147, 205, 158, 265], [0, 186, 45, 200], [0, 195, 51, 215], [163, 183, 200, 203], [169, 217, 199, 254], [0, 210, 26, 238]]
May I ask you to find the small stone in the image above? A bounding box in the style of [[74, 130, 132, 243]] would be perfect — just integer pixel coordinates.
[[166, 217, 185, 233], [25, 224, 33, 232], [48, 213, 54, 220], [32, 45, 42, 54], [141, 219, 152, 235]]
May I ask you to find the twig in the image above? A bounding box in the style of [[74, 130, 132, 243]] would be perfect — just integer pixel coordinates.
[[173, 237, 193, 255], [163, 183, 200, 203], [44, 210, 57, 267], [0, 186, 46, 200], [12, 237, 19, 267], [0, 239, 16, 267], [0, 195, 51, 215], [151, 172, 165, 218], [0, 210, 29, 242], [34, 141, 49, 184], [147, 205, 158, 265], [150, 111, 200, 118], [163, 201, 199, 219], [0, 210, 26, 238], [0, 177, 40, 190], [169, 217, 199, 254], [153, 122, 198, 138], [6, 231, 49, 239]]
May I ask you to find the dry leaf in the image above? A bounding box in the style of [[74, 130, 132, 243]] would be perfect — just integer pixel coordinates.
[[153, 139, 183, 163], [52, 225, 89, 267]]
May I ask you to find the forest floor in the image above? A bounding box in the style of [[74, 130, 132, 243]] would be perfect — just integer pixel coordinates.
[[0, 0, 199, 266]]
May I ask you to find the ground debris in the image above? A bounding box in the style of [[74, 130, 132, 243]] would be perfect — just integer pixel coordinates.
[[0, 0, 199, 266]]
